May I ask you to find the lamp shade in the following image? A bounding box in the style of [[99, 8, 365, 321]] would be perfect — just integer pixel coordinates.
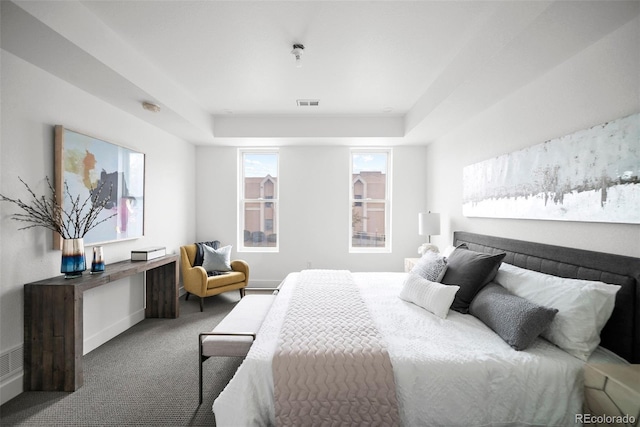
[[418, 212, 440, 236]]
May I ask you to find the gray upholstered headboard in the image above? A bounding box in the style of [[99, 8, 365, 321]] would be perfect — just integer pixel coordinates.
[[453, 231, 640, 363]]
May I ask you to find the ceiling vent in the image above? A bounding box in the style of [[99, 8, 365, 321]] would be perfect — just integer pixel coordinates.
[[297, 99, 320, 107]]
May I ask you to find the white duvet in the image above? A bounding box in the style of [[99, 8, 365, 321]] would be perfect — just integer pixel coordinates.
[[213, 272, 584, 427]]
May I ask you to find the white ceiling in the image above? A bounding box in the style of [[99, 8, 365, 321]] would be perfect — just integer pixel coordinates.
[[2, 1, 638, 145]]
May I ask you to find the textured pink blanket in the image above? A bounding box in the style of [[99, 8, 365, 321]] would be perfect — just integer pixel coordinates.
[[272, 270, 400, 426]]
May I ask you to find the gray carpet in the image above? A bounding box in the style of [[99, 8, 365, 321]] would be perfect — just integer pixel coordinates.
[[0, 292, 248, 426]]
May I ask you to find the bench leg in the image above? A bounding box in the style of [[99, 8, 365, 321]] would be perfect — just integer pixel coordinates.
[[199, 335, 209, 405], [200, 297, 204, 312], [199, 355, 206, 405], [239, 288, 245, 298], [185, 292, 190, 300], [198, 332, 257, 405]]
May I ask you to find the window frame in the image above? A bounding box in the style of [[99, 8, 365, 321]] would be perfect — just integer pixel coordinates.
[[349, 148, 392, 253], [238, 148, 279, 253]]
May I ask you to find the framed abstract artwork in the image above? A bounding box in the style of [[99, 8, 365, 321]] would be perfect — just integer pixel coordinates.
[[54, 126, 145, 248], [463, 113, 639, 224]]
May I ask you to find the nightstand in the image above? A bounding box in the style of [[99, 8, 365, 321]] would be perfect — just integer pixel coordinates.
[[583, 363, 640, 426], [404, 258, 419, 272]]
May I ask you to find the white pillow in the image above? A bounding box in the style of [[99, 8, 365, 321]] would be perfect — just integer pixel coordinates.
[[399, 274, 460, 319], [202, 244, 232, 272], [495, 263, 621, 361], [410, 251, 448, 282]]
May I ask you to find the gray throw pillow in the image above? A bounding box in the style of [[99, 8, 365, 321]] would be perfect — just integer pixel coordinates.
[[410, 251, 448, 282], [441, 247, 506, 314], [202, 244, 232, 272], [469, 283, 558, 351]]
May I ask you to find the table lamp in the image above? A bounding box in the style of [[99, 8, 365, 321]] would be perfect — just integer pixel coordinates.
[[418, 212, 440, 254]]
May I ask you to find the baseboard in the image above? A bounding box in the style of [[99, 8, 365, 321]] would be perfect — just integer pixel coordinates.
[[0, 372, 22, 405], [0, 305, 147, 404], [247, 279, 283, 288], [178, 281, 281, 291], [83, 308, 146, 355]]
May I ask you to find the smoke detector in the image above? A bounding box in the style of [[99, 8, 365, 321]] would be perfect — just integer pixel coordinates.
[[291, 44, 304, 68], [142, 101, 161, 113]]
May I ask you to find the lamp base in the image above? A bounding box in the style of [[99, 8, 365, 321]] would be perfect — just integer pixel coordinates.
[[418, 243, 440, 255]]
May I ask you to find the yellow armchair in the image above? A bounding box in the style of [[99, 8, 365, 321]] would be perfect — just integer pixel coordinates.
[[180, 244, 249, 312]]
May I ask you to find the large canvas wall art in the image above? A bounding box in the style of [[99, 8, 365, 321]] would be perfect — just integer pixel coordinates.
[[463, 113, 639, 224], [55, 126, 145, 247]]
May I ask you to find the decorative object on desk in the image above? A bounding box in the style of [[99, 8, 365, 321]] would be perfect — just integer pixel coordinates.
[[55, 126, 145, 249], [90, 246, 105, 273], [61, 238, 86, 278], [418, 211, 440, 254], [0, 176, 115, 278], [131, 246, 166, 261]]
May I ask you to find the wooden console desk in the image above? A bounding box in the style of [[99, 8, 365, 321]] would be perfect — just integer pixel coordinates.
[[23, 254, 179, 391]]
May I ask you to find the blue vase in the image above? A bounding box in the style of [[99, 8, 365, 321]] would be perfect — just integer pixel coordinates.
[[91, 246, 105, 274], [61, 238, 86, 278]]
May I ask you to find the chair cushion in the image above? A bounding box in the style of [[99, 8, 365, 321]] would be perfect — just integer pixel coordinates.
[[206, 271, 246, 289]]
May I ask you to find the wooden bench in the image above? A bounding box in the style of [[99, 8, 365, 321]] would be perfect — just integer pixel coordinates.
[[199, 293, 277, 404]]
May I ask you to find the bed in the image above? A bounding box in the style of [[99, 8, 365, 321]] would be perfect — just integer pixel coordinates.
[[213, 232, 640, 426]]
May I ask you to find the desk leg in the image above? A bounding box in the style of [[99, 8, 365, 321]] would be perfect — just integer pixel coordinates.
[[145, 261, 179, 318], [23, 284, 83, 391]]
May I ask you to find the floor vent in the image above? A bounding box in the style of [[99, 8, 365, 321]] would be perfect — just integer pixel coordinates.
[[0, 346, 23, 380], [296, 99, 320, 107]]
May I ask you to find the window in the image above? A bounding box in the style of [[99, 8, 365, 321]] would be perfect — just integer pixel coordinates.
[[239, 149, 279, 252], [349, 149, 391, 252]]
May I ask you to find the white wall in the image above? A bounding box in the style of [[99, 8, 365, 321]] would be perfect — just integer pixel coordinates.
[[0, 51, 196, 403], [196, 145, 427, 286], [2, 5, 637, 408], [426, 17, 640, 257]]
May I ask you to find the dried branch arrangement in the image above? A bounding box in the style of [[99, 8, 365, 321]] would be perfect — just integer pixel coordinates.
[[0, 177, 116, 239]]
